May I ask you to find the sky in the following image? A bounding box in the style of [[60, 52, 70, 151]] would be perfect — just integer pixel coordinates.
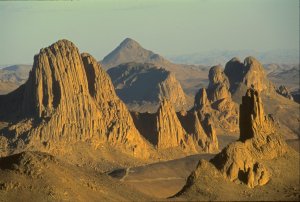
[[0, 0, 299, 65]]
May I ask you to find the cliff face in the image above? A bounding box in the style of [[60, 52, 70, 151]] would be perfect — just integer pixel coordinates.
[[107, 62, 189, 112], [211, 88, 287, 188], [224, 56, 273, 93], [0, 40, 152, 159], [156, 99, 195, 151], [207, 65, 231, 102], [158, 73, 187, 109]]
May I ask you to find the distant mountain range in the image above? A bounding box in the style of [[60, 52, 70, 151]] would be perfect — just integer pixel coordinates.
[[0, 64, 31, 94], [167, 49, 299, 66]]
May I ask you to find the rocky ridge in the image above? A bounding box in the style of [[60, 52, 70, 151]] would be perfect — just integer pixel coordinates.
[[0, 40, 152, 159]]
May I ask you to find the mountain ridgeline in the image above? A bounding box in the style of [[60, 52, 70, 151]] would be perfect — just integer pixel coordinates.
[[0, 40, 217, 159]]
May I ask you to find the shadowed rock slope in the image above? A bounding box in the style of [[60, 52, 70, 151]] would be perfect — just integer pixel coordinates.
[[224, 57, 272, 93], [0, 40, 152, 159], [131, 99, 218, 154], [107, 62, 191, 112]]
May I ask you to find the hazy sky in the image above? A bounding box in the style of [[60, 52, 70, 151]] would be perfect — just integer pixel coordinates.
[[0, 0, 299, 64]]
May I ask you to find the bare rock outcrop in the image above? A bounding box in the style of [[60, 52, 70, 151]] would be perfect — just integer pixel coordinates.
[[201, 66, 239, 133], [156, 99, 195, 152], [207, 65, 231, 102], [243, 57, 269, 92], [224, 57, 245, 92], [224, 56, 274, 94], [276, 85, 294, 100], [107, 62, 189, 112], [177, 110, 218, 153], [158, 72, 187, 109], [211, 88, 287, 188], [131, 98, 218, 153], [194, 88, 210, 110], [0, 136, 7, 157], [0, 40, 152, 159]]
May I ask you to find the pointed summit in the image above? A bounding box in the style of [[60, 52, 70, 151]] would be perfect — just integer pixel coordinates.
[[118, 38, 141, 49], [101, 38, 169, 69]]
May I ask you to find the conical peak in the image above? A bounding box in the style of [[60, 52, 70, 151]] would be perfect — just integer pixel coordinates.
[[119, 38, 141, 49]]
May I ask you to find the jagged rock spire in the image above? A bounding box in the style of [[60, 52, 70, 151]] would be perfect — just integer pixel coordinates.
[[194, 88, 210, 109], [211, 87, 286, 188], [1, 40, 152, 159], [239, 88, 265, 141], [156, 99, 195, 151]]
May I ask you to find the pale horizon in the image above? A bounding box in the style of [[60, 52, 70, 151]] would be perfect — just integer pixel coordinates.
[[0, 0, 299, 65]]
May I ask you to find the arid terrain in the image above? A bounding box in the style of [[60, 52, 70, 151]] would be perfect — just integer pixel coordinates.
[[0, 38, 299, 202]]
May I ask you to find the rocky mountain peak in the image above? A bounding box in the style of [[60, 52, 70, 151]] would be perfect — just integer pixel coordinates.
[[119, 38, 141, 50], [0, 40, 152, 158], [22, 39, 85, 118], [101, 38, 168, 69]]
